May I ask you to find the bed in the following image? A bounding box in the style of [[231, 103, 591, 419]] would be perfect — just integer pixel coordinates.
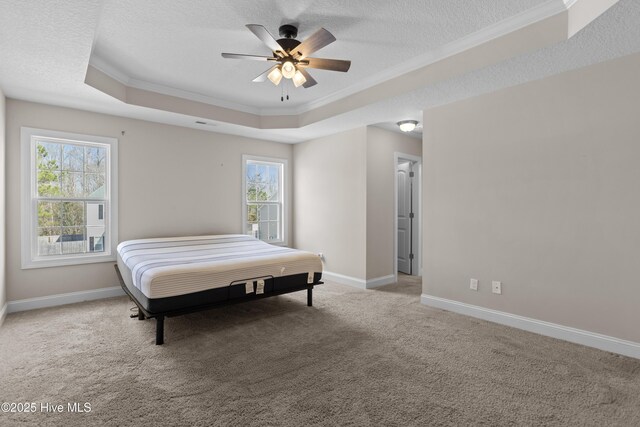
[[115, 234, 323, 345]]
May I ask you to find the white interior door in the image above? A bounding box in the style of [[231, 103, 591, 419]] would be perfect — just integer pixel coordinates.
[[397, 162, 412, 274]]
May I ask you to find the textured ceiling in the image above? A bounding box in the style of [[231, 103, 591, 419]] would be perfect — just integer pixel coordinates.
[[0, 0, 638, 143], [91, 0, 546, 112], [252, 0, 640, 142]]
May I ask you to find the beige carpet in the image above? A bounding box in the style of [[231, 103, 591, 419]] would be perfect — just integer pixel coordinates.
[[1, 275, 639, 426]]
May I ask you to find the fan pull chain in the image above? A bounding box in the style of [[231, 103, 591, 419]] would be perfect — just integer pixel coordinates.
[[280, 80, 292, 102]]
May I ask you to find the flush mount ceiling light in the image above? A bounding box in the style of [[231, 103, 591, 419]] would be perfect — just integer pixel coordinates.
[[397, 120, 419, 132], [221, 24, 351, 89]]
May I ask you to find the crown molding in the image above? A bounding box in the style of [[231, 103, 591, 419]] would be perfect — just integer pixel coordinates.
[[89, 55, 263, 116], [300, 0, 570, 114], [85, 0, 616, 131], [88, 55, 131, 86], [88, 0, 571, 118]]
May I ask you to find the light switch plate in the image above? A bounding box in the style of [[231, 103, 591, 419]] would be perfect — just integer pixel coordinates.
[[470, 278, 478, 291]]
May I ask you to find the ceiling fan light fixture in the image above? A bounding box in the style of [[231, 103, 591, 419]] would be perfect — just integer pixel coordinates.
[[397, 120, 418, 132], [292, 70, 307, 88], [267, 66, 283, 85], [222, 24, 349, 90], [281, 60, 296, 79]]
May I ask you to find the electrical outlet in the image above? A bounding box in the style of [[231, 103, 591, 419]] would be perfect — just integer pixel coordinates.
[[492, 281, 502, 295], [318, 252, 324, 261], [470, 278, 478, 291]]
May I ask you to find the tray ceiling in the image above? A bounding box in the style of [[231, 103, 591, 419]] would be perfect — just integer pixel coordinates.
[[91, 0, 547, 113], [0, 0, 637, 142]]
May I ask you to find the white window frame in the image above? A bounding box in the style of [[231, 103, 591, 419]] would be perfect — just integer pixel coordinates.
[[241, 155, 287, 245], [21, 127, 119, 269]]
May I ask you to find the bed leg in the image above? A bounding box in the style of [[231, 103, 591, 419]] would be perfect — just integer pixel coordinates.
[[138, 311, 145, 320], [156, 315, 165, 345], [307, 287, 313, 307]]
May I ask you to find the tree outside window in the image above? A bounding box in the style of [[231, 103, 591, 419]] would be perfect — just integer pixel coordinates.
[[243, 157, 285, 243]]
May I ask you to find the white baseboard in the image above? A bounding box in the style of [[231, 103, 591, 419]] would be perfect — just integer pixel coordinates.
[[323, 271, 367, 289], [7, 286, 126, 314], [0, 303, 7, 328], [323, 271, 397, 289], [365, 274, 396, 289], [421, 294, 640, 360]]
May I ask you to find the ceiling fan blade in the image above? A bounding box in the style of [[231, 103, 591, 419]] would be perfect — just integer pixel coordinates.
[[298, 69, 317, 88], [302, 57, 351, 72], [221, 53, 274, 61], [293, 28, 336, 59], [253, 65, 279, 82], [246, 24, 286, 55]]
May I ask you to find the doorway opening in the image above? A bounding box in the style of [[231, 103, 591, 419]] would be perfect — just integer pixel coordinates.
[[394, 153, 422, 280]]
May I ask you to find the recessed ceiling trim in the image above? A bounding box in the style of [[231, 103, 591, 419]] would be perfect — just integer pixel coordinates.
[[566, 0, 620, 38], [89, 53, 305, 117], [85, 65, 302, 129], [85, 66, 259, 126], [89, 55, 264, 116], [88, 0, 571, 118], [126, 75, 262, 115], [89, 55, 132, 86], [300, 0, 571, 114], [84, 0, 618, 131], [298, 11, 569, 127]]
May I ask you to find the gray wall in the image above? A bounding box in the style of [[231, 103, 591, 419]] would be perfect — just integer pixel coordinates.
[[423, 52, 640, 343], [366, 126, 421, 280], [6, 100, 293, 301], [0, 90, 6, 317], [293, 128, 368, 280], [293, 126, 421, 282]]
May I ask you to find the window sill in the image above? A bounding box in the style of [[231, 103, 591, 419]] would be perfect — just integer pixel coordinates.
[[21, 253, 116, 270]]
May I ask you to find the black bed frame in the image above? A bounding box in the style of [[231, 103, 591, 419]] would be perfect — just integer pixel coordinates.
[[115, 265, 322, 345]]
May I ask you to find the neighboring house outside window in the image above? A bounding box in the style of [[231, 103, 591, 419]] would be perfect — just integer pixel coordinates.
[[242, 155, 287, 244], [21, 127, 118, 269]]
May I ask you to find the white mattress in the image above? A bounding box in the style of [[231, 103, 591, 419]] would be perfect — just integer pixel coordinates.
[[116, 234, 323, 299]]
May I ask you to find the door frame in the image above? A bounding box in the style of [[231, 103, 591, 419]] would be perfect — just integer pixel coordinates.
[[393, 152, 423, 281]]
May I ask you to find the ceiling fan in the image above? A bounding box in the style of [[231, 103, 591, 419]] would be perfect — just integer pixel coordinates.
[[221, 24, 351, 89]]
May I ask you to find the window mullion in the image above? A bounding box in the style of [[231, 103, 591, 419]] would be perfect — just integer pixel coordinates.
[[244, 157, 285, 243], [23, 128, 116, 267]]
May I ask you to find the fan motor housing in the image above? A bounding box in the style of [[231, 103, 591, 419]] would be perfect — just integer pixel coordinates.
[[220, 23, 347, 89], [279, 24, 298, 39], [276, 38, 301, 53], [277, 24, 301, 54]]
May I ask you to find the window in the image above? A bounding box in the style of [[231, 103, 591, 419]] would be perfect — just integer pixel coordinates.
[[242, 155, 287, 244], [21, 127, 118, 269]]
